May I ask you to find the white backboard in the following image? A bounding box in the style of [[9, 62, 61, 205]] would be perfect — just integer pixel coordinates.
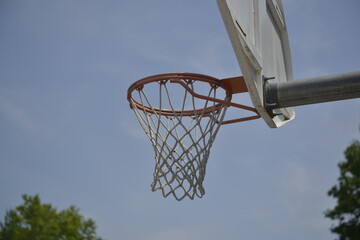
[[217, 0, 295, 128]]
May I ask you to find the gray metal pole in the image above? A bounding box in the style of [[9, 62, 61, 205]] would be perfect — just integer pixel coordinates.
[[265, 71, 360, 109]]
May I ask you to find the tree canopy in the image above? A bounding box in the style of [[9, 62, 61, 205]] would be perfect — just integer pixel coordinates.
[[0, 194, 104, 240], [325, 140, 360, 240]]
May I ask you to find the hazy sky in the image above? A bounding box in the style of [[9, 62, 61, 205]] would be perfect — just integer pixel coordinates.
[[1, 1, 359, 240]]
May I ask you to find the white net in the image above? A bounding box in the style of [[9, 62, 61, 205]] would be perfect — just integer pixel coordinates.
[[129, 77, 229, 200]]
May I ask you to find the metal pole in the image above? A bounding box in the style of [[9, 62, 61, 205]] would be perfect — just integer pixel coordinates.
[[265, 71, 360, 109]]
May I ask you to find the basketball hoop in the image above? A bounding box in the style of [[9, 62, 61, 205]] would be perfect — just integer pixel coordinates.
[[127, 73, 260, 200]]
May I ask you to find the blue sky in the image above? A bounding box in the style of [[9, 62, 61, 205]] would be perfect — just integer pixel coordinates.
[[0, 0, 359, 240]]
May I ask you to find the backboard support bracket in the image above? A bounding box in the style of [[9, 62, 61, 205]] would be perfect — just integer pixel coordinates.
[[263, 75, 287, 119]]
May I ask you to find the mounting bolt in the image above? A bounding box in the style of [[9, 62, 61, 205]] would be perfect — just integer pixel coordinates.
[[263, 76, 276, 82]]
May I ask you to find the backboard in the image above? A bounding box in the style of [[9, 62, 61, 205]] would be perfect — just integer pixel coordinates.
[[217, 0, 295, 128]]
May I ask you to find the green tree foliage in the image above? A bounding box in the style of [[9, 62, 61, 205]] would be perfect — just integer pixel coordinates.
[[0, 194, 104, 240], [325, 141, 360, 240]]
